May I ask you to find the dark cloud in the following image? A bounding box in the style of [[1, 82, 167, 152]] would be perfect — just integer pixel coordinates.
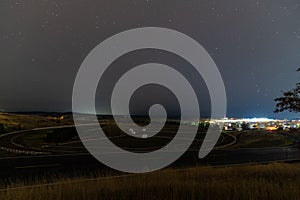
[[0, 0, 300, 119]]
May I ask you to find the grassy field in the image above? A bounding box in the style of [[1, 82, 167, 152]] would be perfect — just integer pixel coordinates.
[[1, 163, 299, 200], [0, 113, 73, 134], [230, 130, 294, 148]]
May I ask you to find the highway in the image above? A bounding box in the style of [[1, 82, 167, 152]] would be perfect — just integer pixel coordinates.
[[0, 144, 299, 180], [0, 125, 299, 184]]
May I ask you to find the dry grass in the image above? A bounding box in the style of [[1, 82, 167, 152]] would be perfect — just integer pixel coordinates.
[[0, 113, 73, 133], [1, 163, 300, 200], [231, 130, 294, 148]]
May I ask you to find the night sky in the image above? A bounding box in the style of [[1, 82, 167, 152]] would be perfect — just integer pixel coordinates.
[[1, 0, 300, 119]]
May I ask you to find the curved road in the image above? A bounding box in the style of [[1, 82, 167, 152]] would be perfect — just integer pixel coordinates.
[[0, 126, 299, 181]]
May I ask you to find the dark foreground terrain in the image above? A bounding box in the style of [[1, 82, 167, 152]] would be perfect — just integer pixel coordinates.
[[0, 113, 300, 199], [1, 163, 300, 200]]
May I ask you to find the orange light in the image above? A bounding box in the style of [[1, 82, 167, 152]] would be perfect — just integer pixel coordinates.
[[266, 126, 278, 131]]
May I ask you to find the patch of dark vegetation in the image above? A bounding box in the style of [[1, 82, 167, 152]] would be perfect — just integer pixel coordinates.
[[45, 128, 78, 143]]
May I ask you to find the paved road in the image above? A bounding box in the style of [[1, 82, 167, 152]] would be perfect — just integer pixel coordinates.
[[0, 124, 100, 155], [0, 126, 299, 182], [0, 144, 299, 182]]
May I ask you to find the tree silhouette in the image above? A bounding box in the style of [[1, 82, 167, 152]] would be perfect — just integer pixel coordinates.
[[0, 123, 4, 133], [274, 68, 300, 113]]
